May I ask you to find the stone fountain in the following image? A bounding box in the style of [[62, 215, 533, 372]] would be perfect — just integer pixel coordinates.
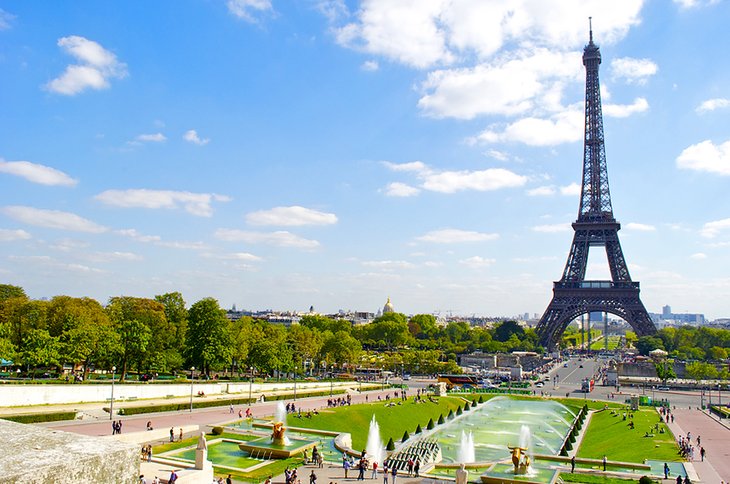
[[365, 415, 385, 466]]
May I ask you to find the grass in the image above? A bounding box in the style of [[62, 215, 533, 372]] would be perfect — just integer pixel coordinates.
[[577, 408, 679, 463], [560, 473, 656, 484], [590, 335, 621, 351], [289, 395, 471, 449]]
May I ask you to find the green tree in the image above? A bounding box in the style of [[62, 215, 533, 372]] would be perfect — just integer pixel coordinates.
[[230, 316, 257, 374], [708, 346, 728, 361], [654, 360, 676, 384], [368, 313, 411, 349], [116, 319, 151, 381], [186, 298, 232, 376], [494, 320, 524, 342], [248, 321, 291, 376], [685, 361, 718, 381], [21, 329, 60, 378], [154, 292, 188, 358], [408, 314, 438, 339], [321, 330, 361, 367], [0, 284, 27, 302], [636, 336, 664, 356], [288, 324, 323, 373]]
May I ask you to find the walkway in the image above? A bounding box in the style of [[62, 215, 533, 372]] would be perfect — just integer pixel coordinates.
[[666, 407, 730, 482]]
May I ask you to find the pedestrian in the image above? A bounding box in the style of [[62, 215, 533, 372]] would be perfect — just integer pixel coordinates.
[[676, 475, 682, 484], [663, 462, 669, 479], [684, 476, 690, 484], [226, 474, 232, 484], [140, 474, 147, 484], [310, 469, 317, 484], [147, 444, 152, 463], [697, 435, 701, 446], [230, 404, 234, 414], [700, 447, 705, 462], [371, 461, 378, 479], [602, 455, 607, 472], [179, 428, 183, 441], [391, 465, 397, 484], [169, 470, 178, 483], [414, 459, 420, 477], [112, 421, 117, 435], [344, 458, 351, 478], [118, 420, 123, 434], [358, 459, 366, 480], [170, 427, 174, 442], [382, 464, 388, 484], [571, 456, 575, 473]]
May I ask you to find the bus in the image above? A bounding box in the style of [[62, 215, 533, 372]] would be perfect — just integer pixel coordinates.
[[354, 368, 392, 381], [581, 378, 595, 392], [438, 374, 480, 388]]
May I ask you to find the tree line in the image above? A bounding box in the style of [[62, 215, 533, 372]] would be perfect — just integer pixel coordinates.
[[0, 284, 542, 380]]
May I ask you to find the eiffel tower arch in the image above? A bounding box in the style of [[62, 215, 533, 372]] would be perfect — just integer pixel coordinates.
[[535, 23, 657, 350]]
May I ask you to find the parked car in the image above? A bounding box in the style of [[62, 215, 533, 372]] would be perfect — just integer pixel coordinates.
[[535, 382, 544, 387], [657, 386, 670, 391]]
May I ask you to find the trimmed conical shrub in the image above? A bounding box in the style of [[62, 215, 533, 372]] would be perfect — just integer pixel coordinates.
[[447, 409, 454, 420], [386, 437, 395, 451], [401, 430, 410, 442], [456, 407, 463, 416], [569, 433, 576, 444], [463, 403, 470, 412], [415, 424, 422, 434], [427, 418, 435, 430], [565, 441, 573, 451], [438, 414, 445, 425], [478, 395, 484, 404], [560, 448, 568, 456], [471, 400, 477, 408]]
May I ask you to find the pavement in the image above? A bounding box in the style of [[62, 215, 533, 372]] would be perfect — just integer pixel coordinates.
[[666, 407, 730, 482]]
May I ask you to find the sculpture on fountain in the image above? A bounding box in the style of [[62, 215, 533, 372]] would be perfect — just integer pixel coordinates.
[[455, 463, 469, 484], [271, 421, 287, 446], [507, 445, 530, 475]]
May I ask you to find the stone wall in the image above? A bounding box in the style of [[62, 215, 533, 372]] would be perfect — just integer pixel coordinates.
[[0, 419, 138, 483]]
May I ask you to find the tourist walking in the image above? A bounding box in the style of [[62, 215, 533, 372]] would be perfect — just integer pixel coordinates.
[[602, 455, 607, 471], [344, 458, 351, 478], [663, 462, 669, 479], [700, 447, 705, 461], [382, 464, 388, 484], [170, 427, 175, 442], [391, 465, 397, 484], [414, 459, 420, 477], [371, 461, 378, 479], [310, 469, 317, 484], [179, 428, 183, 441], [358, 459, 366, 480], [571, 456, 575, 473]]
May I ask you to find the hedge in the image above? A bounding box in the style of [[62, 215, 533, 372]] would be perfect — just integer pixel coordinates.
[[3, 411, 77, 424], [112, 388, 347, 416]]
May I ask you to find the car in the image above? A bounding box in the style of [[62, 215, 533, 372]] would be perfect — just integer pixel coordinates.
[[535, 382, 544, 387], [657, 386, 670, 391], [402, 374, 411, 380], [579, 364, 583, 368], [563, 363, 569, 368]]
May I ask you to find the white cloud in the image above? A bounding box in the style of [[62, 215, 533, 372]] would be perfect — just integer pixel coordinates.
[[1, 206, 107, 233], [696, 98, 730, 114], [335, 0, 642, 70], [624, 222, 656, 232], [183, 129, 210, 146], [560, 183, 581, 196], [0, 159, 77, 186], [202, 252, 262, 262], [361, 260, 415, 270], [86, 251, 143, 263], [459, 256, 496, 268], [486, 149, 509, 161], [673, 0, 718, 8], [416, 228, 499, 244], [227, 0, 273, 22], [135, 133, 167, 143], [316, 0, 350, 22], [384, 160, 526, 194], [214, 229, 320, 249], [156, 241, 207, 250], [690, 252, 707, 260], [95, 189, 231, 217], [246, 206, 338, 226], [384, 182, 420, 197], [361, 60, 379, 71], [527, 186, 556, 196], [475, 107, 583, 146], [0, 8, 16, 30], [46, 36, 127, 95], [383, 161, 428, 173], [603, 97, 649, 118], [532, 223, 571, 233], [610, 57, 657, 84], [116, 229, 162, 243], [701, 218, 730, 238], [676, 139, 730, 175], [49, 238, 91, 251], [0, 229, 31, 242]]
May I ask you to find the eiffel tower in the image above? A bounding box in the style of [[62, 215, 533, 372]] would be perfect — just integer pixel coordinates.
[[535, 23, 657, 350]]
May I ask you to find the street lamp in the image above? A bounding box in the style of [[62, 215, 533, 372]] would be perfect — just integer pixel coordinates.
[[294, 366, 297, 401], [190, 366, 195, 413], [109, 366, 116, 420], [330, 365, 334, 397], [248, 367, 253, 403]]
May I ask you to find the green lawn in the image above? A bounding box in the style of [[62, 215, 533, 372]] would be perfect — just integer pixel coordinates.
[[560, 472, 656, 484], [590, 335, 621, 351], [577, 408, 679, 463], [290, 395, 471, 449]]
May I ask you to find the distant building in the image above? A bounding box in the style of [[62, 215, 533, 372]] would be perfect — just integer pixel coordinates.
[[383, 297, 395, 314]]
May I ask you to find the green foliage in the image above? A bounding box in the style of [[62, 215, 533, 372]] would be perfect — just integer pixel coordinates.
[[471, 400, 477, 408], [463, 403, 469, 412], [0, 284, 27, 302], [638, 476, 654, 484], [654, 360, 676, 383], [186, 298, 232, 375], [438, 414, 445, 425], [5, 411, 76, 424], [447, 409, 454, 419], [478, 395, 484, 403], [212, 426, 224, 435], [426, 418, 434, 430], [401, 430, 410, 442], [456, 406, 463, 415], [685, 361, 719, 381], [386, 437, 395, 451], [415, 424, 422, 434], [636, 336, 664, 356]]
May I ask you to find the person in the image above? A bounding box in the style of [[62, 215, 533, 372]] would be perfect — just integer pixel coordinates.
[[684, 476, 690, 484], [230, 404, 234, 414], [139, 475, 147, 484], [304, 449, 309, 465], [602, 455, 607, 471], [170, 427, 175, 442], [358, 459, 366, 480], [169, 470, 178, 483], [153, 477, 160, 484], [382, 464, 388, 484], [146, 421, 153, 431], [310, 469, 317, 484], [371, 460, 378, 479], [571, 455, 576, 473], [676, 475, 682, 484], [179, 428, 183, 441], [147, 444, 153, 463], [317, 453, 324, 468], [344, 458, 351, 478], [664, 462, 669, 479], [226, 475, 233, 484], [312, 446, 319, 465], [414, 459, 420, 477], [112, 421, 117, 435], [390, 465, 397, 484], [700, 447, 705, 461], [407, 458, 414, 476]]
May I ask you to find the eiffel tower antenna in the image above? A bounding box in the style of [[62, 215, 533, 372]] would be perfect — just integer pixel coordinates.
[[535, 26, 657, 350]]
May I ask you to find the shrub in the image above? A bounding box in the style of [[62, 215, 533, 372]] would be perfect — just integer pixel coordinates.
[[463, 403, 470, 412], [212, 426, 224, 435], [639, 477, 653, 484], [564, 441, 572, 451], [415, 424, 422, 434], [471, 400, 477, 408], [478, 395, 484, 404], [4, 411, 77, 424], [401, 430, 410, 443], [560, 448, 568, 456], [427, 418, 434, 430], [386, 438, 395, 451], [448, 409, 454, 419], [456, 407, 463, 416], [438, 414, 445, 425]]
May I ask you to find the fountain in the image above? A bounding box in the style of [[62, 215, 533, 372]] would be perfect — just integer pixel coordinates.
[[365, 415, 385, 466], [275, 401, 287, 425], [507, 426, 533, 475], [457, 430, 475, 463]]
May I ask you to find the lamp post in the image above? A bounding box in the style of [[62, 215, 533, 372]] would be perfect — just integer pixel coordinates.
[[190, 366, 195, 413], [248, 367, 253, 403], [330, 365, 334, 397], [719, 384, 722, 407], [294, 366, 297, 401], [109, 366, 116, 420], [381, 366, 385, 391]]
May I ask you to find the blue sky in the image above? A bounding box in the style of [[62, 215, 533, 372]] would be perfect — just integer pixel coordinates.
[[1, 0, 730, 319]]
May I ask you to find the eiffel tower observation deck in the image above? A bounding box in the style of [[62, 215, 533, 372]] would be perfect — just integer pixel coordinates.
[[535, 21, 658, 350]]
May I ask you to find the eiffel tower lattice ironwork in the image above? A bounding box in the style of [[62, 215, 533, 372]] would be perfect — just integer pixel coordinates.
[[535, 25, 657, 350]]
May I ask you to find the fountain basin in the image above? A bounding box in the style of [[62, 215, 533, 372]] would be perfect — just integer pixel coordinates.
[[238, 436, 317, 459]]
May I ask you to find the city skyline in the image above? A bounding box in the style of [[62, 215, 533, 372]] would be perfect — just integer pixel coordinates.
[[2, 1, 730, 318]]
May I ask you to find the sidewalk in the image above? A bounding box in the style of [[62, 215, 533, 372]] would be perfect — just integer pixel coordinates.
[[665, 407, 730, 482]]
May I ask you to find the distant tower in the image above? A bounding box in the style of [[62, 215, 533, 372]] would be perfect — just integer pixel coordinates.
[[383, 297, 395, 314], [662, 305, 672, 319], [535, 21, 657, 350]]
